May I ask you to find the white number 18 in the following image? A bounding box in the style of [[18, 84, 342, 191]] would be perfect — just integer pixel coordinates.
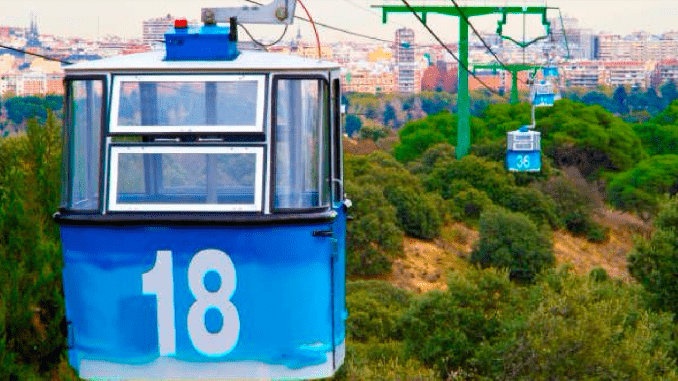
[[142, 249, 240, 357]]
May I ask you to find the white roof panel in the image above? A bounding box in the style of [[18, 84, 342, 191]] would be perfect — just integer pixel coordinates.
[[65, 51, 339, 73]]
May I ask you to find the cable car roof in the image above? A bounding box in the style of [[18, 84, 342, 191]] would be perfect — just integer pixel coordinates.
[[64, 50, 340, 73]]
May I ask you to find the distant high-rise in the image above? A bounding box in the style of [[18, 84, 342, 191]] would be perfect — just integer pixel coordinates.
[[142, 14, 174, 46], [395, 28, 416, 94]]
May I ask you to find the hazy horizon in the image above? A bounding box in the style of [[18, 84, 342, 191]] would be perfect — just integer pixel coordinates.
[[0, 0, 676, 44]]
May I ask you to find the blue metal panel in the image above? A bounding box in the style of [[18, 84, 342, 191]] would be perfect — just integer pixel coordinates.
[[165, 25, 238, 61], [542, 66, 558, 77], [533, 93, 555, 107], [506, 150, 541, 172], [60, 214, 345, 378]]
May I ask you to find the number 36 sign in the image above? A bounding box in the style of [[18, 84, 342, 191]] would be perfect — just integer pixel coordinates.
[[506, 150, 541, 172]]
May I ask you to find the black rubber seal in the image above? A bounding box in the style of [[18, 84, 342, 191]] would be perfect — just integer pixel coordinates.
[[53, 209, 336, 226]]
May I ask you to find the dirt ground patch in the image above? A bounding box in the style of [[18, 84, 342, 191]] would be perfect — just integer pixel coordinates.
[[365, 210, 651, 293]]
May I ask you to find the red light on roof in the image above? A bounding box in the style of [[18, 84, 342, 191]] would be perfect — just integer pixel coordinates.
[[175, 18, 188, 29]]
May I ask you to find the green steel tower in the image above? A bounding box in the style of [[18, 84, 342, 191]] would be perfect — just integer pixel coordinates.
[[377, 5, 550, 159]]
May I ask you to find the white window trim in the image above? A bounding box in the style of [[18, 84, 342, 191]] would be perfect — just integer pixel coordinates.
[[109, 74, 266, 134], [108, 145, 264, 212]]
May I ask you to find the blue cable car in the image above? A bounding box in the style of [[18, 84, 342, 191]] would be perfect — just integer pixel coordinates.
[[506, 126, 541, 172], [54, 5, 347, 379], [531, 79, 556, 107], [542, 66, 558, 78]]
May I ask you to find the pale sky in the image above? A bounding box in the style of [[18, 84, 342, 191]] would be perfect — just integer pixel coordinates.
[[0, 0, 675, 44]]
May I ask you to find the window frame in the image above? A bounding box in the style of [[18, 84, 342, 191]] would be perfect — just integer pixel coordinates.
[[109, 74, 266, 134], [62, 75, 108, 213], [107, 144, 265, 212], [332, 78, 344, 203], [270, 74, 331, 213]]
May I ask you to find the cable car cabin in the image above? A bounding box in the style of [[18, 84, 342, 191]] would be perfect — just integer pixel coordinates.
[[506, 126, 541, 172], [531, 80, 556, 107], [54, 41, 347, 379], [542, 66, 558, 78]]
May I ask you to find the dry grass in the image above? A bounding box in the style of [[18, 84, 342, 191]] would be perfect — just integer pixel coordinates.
[[369, 209, 651, 293]]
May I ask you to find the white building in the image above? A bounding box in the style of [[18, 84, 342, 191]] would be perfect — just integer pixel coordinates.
[[142, 14, 174, 46]]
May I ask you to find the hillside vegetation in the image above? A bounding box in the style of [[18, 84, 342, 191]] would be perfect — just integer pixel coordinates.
[[337, 98, 678, 379], [4, 96, 678, 379]]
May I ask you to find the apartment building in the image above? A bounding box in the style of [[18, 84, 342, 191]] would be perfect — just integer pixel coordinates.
[[142, 14, 174, 46], [596, 32, 678, 61], [395, 28, 417, 94], [341, 64, 396, 94]]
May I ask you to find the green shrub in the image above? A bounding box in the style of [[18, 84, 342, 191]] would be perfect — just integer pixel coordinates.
[[538, 168, 607, 240], [347, 152, 442, 239], [400, 269, 527, 379], [0, 114, 66, 379], [628, 199, 678, 315], [332, 341, 438, 381], [495, 186, 560, 229], [345, 181, 402, 276], [345, 280, 412, 342], [586, 222, 609, 243], [383, 187, 442, 239], [393, 111, 487, 163], [425, 155, 515, 200], [589, 266, 610, 282], [448, 187, 493, 223], [539, 99, 645, 177], [471, 207, 554, 283], [489, 269, 678, 380], [407, 143, 455, 176], [608, 154, 678, 219]]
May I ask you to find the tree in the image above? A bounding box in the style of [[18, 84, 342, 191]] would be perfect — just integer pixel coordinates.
[[629, 199, 678, 316], [652, 99, 678, 125], [613, 86, 629, 114], [660, 80, 678, 106], [383, 103, 397, 127], [345, 180, 403, 276], [393, 111, 487, 163], [471, 207, 554, 283], [537, 99, 645, 177], [633, 122, 678, 156], [608, 154, 678, 219], [645, 87, 663, 115], [344, 114, 362, 137], [348, 152, 443, 239]]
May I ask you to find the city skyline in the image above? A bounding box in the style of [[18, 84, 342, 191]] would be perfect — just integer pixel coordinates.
[[0, 0, 676, 45]]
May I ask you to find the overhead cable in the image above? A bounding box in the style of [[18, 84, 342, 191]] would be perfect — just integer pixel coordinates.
[[0, 43, 71, 65], [241, 0, 437, 47], [238, 23, 289, 51], [399, 0, 508, 99], [449, 0, 529, 84]]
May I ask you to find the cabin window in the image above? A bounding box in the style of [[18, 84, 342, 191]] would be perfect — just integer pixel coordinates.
[[63, 78, 105, 211], [108, 146, 264, 212], [273, 78, 330, 210], [332, 78, 343, 203], [110, 75, 265, 133]]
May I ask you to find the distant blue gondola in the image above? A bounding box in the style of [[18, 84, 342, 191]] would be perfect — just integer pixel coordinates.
[[531, 80, 556, 107], [542, 66, 558, 78], [506, 126, 541, 172]]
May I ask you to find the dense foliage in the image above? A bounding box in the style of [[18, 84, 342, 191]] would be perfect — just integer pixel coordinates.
[[1, 95, 63, 126], [629, 199, 678, 316], [0, 114, 76, 379], [471, 207, 554, 282], [397, 268, 678, 380], [393, 111, 487, 163], [608, 154, 678, 219]]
